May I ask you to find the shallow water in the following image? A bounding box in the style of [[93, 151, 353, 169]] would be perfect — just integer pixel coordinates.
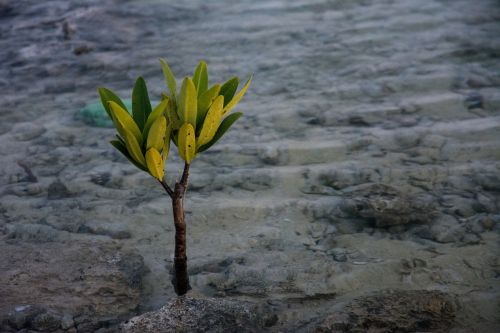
[[1, 0, 499, 331]]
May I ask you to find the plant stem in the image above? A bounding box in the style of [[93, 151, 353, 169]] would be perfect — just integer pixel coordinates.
[[159, 178, 174, 198], [170, 163, 191, 295]]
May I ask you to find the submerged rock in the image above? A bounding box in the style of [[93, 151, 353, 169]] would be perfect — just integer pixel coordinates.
[[0, 241, 146, 332], [121, 297, 268, 333], [315, 290, 456, 333], [343, 184, 436, 227]]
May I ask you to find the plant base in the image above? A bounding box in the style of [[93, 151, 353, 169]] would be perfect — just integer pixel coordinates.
[[172, 256, 191, 295]]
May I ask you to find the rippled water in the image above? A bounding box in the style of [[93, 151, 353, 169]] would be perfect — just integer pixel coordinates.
[[1, 0, 499, 331]]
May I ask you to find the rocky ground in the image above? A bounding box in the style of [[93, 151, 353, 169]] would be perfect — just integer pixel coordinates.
[[0, 0, 499, 332]]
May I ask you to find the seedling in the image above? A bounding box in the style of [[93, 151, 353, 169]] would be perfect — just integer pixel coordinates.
[[98, 60, 251, 295]]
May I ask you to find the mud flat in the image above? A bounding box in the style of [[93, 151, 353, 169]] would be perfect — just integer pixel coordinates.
[[0, 0, 499, 332]]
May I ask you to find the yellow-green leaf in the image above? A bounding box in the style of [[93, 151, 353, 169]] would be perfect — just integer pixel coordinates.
[[193, 60, 208, 97], [110, 140, 147, 171], [166, 98, 181, 131], [197, 84, 221, 127], [177, 77, 197, 129], [197, 112, 242, 153], [178, 123, 196, 163], [147, 115, 166, 151], [222, 76, 252, 116], [143, 98, 169, 138], [109, 101, 143, 145], [123, 129, 146, 167], [197, 95, 223, 147], [146, 148, 165, 181], [160, 58, 177, 102], [98, 87, 127, 120]]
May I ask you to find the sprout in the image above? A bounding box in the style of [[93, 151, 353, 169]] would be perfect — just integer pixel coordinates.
[[98, 60, 251, 295]]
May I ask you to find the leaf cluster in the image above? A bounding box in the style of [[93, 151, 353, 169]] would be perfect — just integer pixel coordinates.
[[98, 60, 251, 181]]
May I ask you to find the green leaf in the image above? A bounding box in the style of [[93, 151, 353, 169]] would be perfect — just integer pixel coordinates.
[[109, 101, 143, 145], [177, 77, 198, 130], [196, 95, 223, 147], [193, 60, 208, 97], [162, 121, 171, 162], [178, 123, 196, 163], [132, 76, 152, 130], [98, 87, 127, 119], [197, 84, 221, 128], [110, 140, 147, 171], [172, 129, 179, 147], [197, 112, 242, 153], [145, 148, 165, 181], [222, 76, 252, 116], [160, 58, 177, 102], [219, 77, 238, 107]]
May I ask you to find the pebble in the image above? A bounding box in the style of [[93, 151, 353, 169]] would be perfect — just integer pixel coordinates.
[[333, 253, 348, 262], [481, 217, 494, 230]]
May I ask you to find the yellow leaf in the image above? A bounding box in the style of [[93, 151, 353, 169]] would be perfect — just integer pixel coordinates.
[[197, 84, 221, 126], [109, 101, 143, 144], [123, 129, 146, 167], [143, 98, 168, 138], [147, 115, 166, 151], [197, 95, 223, 147], [178, 123, 196, 164], [146, 148, 165, 181], [178, 77, 198, 129]]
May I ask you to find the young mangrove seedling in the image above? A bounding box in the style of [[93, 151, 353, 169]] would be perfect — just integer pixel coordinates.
[[98, 59, 251, 295]]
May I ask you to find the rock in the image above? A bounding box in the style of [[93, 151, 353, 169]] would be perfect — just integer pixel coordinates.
[[481, 216, 495, 230], [0, 242, 145, 331], [60, 313, 74, 330], [464, 91, 484, 109], [6, 223, 64, 243], [1, 305, 43, 331], [258, 146, 287, 165], [44, 81, 76, 94], [315, 290, 456, 332], [343, 184, 436, 227], [47, 180, 72, 200], [217, 171, 273, 191], [118, 252, 148, 288], [32, 312, 61, 332], [440, 194, 480, 218], [77, 224, 132, 240], [419, 214, 466, 243], [316, 168, 378, 191], [333, 252, 347, 262], [121, 297, 268, 333], [73, 44, 94, 55], [461, 233, 481, 245], [12, 123, 46, 141]]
